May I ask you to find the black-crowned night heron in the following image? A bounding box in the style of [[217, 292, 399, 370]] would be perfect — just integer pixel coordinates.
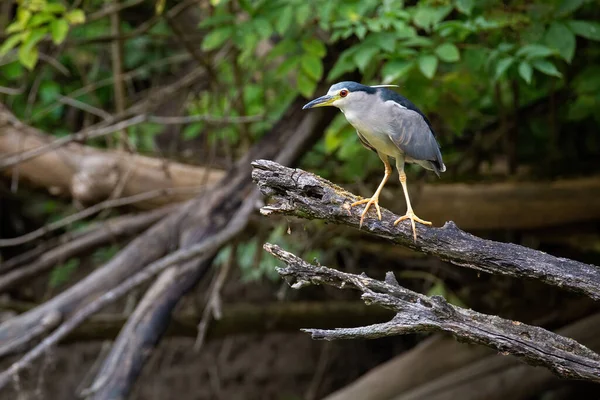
[[303, 81, 445, 241]]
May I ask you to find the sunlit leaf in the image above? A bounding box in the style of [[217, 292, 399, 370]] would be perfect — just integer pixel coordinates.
[[50, 19, 69, 44], [0, 33, 23, 56], [65, 9, 86, 25], [413, 5, 452, 32], [418, 54, 438, 79]]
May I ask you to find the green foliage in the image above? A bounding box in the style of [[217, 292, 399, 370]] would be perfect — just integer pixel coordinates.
[[49, 258, 79, 288], [214, 224, 323, 283], [1, 1, 86, 69]]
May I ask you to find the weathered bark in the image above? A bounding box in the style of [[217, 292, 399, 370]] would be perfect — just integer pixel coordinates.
[[251, 160, 600, 301], [325, 312, 600, 400], [0, 104, 224, 208], [264, 243, 600, 382]]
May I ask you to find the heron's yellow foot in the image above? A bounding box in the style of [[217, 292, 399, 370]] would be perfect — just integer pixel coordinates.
[[393, 210, 432, 242], [351, 197, 382, 228]]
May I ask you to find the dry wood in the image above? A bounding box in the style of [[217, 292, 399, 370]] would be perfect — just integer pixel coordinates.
[[0, 104, 224, 208], [251, 160, 600, 301], [325, 312, 600, 400], [264, 243, 600, 382]]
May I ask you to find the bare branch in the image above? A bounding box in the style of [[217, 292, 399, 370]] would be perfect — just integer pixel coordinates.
[[0, 199, 253, 392], [251, 160, 600, 301], [264, 243, 600, 382], [0, 207, 174, 291], [0, 187, 201, 248]]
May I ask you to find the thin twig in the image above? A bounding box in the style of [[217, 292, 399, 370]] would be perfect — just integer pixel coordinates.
[[0, 187, 203, 248]]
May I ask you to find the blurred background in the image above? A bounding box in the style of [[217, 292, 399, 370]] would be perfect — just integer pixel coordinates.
[[1, 0, 600, 399]]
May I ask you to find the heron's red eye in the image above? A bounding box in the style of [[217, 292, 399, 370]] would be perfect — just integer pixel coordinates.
[[340, 89, 348, 97]]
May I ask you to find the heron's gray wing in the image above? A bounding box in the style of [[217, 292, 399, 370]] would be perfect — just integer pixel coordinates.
[[386, 102, 445, 171], [356, 130, 377, 153]]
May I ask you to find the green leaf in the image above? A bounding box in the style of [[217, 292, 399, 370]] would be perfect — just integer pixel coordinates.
[[381, 59, 414, 84], [276, 6, 294, 34], [355, 24, 367, 40], [201, 26, 233, 51], [275, 55, 300, 76], [545, 22, 576, 63], [567, 20, 600, 41], [29, 12, 54, 27], [39, 80, 61, 103], [297, 70, 317, 98], [327, 51, 357, 80], [518, 61, 533, 84], [50, 19, 69, 44], [49, 259, 80, 288], [0, 34, 23, 56], [6, 21, 24, 34], [455, 0, 475, 15], [17, 28, 46, 70], [353, 45, 378, 72], [372, 32, 396, 53], [418, 54, 438, 79], [515, 44, 555, 59], [532, 59, 562, 77], [413, 5, 453, 32], [300, 54, 323, 81], [556, 0, 586, 17], [253, 18, 272, 38], [183, 123, 204, 140], [494, 56, 514, 80], [302, 38, 326, 57], [65, 9, 86, 25], [435, 42, 460, 62], [295, 4, 311, 26], [46, 3, 67, 13]]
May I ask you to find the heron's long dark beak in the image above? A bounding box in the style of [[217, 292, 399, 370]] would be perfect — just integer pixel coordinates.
[[302, 94, 335, 109]]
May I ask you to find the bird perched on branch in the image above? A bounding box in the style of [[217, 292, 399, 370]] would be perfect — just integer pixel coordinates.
[[302, 81, 445, 241]]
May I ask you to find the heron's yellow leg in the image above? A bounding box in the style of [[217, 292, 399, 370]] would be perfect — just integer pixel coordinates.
[[351, 156, 392, 228], [393, 170, 431, 242]]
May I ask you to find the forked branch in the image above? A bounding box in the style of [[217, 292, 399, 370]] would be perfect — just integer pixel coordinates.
[[264, 243, 600, 382]]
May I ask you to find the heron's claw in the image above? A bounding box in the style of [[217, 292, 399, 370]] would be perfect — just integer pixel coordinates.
[[351, 197, 382, 228], [393, 210, 431, 242]]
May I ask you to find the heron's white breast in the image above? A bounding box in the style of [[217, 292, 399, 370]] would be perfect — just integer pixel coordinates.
[[342, 108, 402, 158]]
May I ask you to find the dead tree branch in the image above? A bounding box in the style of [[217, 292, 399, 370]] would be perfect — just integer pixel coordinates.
[[264, 243, 600, 382], [251, 160, 600, 301]]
